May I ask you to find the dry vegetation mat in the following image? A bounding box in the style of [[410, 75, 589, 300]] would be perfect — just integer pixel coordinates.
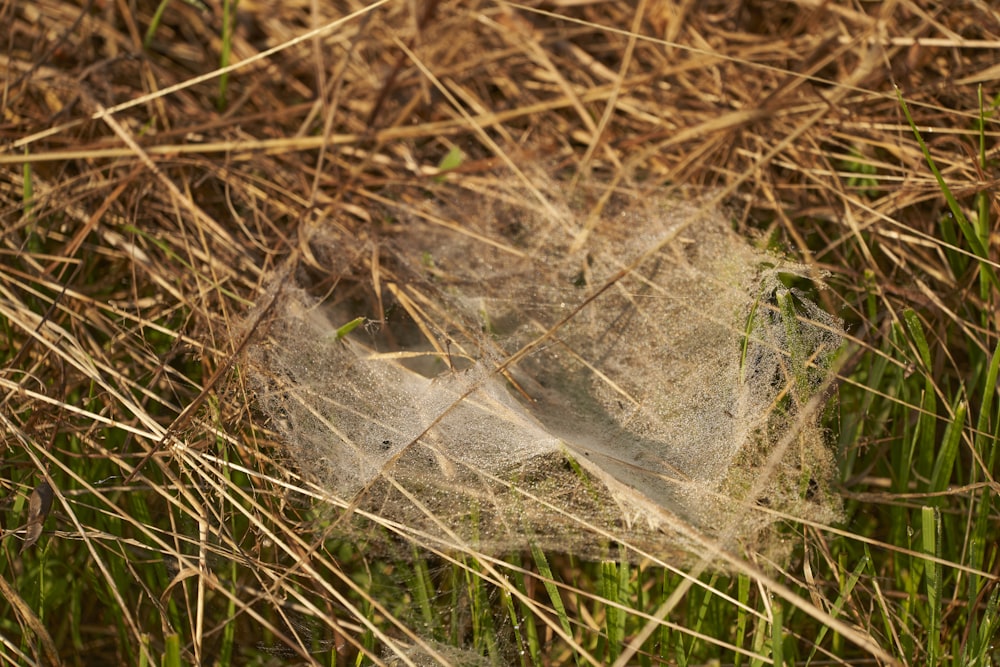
[[1, 1, 999, 665]]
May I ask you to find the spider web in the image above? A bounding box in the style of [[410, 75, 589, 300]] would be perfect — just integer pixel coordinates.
[[247, 179, 843, 560]]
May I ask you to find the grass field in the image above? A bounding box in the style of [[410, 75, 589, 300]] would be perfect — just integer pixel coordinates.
[[2, 1, 999, 665]]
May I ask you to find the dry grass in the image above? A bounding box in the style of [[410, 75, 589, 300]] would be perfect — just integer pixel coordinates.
[[2, 0, 999, 665]]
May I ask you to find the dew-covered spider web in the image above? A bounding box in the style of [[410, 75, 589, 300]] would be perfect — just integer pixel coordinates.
[[247, 178, 843, 561]]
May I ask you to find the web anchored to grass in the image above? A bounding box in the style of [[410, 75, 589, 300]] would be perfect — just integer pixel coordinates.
[[247, 180, 844, 563]]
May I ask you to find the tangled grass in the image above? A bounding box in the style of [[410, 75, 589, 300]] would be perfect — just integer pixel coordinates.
[[2, 1, 999, 665]]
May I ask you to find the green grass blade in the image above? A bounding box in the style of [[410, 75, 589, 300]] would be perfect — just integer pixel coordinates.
[[777, 289, 807, 399], [434, 146, 465, 182], [904, 309, 939, 474], [733, 573, 750, 667], [770, 601, 784, 666], [896, 88, 999, 292], [749, 612, 768, 667], [143, 0, 172, 49], [740, 294, 762, 386], [975, 86, 993, 308], [463, 557, 500, 660], [599, 549, 628, 663], [530, 543, 580, 667], [806, 553, 869, 663], [162, 633, 181, 667], [975, 340, 1000, 446], [411, 547, 437, 635], [928, 399, 966, 495], [921, 506, 942, 664], [333, 316, 366, 340], [498, 571, 530, 667], [218, 0, 236, 110], [964, 586, 1000, 666], [903, 308, 932, 375]]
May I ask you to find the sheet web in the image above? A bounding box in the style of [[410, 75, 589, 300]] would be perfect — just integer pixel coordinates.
[[248, 181, 843, 561]]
